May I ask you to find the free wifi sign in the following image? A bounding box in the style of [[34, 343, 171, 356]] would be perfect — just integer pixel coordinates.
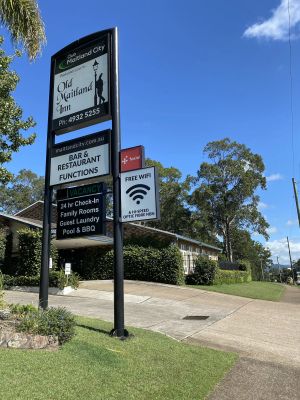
[[120, 166, 160, 222]]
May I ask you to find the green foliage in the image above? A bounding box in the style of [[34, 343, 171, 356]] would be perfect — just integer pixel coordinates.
[[124, 244, 184, 285], [0, 228, 6, 264], [191, 138, 269, 261], [0, 270, 5, 308], [67, 244, 184, 285], [2, 232, 13, 274], [0, 169, 44, 214], [186, 256, 218, 285], [231, 228, 271, 280], [17, 307, 76, 345], [2, 271, 79, 289], [0, 37, 36, 185], [9, 303, 38, 317], [144, 158, 194, 237], [17, 228, 57, 276], [0, 0, 46, 60], [213, 269, 251, 285], [56, 270, 80, 290]]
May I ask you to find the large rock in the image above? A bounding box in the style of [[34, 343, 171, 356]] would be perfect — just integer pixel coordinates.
[[0, 320, 59, 350]]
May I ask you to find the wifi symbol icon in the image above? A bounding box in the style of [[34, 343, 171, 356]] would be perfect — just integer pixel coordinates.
[[126, 184, 151, 205]]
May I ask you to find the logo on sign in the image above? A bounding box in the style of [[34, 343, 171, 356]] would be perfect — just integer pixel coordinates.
[[126, 184, 150, 205]]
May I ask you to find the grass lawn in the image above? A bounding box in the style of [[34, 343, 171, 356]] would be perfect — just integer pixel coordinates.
[[0, 316, 237, 400], [188, 281, 285, 301]]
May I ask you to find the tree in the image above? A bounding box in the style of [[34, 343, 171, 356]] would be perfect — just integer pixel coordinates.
[[0, 0, 45, 60], [144, 159, 192, 236], [0, 37, 36, 185], [231, 227, 272, 280], [191, 138, 269, 261], [0, 169, 44, 214]]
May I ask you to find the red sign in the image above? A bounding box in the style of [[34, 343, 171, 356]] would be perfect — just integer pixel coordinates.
[[120, 146, 145, 172]]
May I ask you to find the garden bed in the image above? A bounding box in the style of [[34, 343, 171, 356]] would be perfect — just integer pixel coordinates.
[[0, 312, 58, 350]]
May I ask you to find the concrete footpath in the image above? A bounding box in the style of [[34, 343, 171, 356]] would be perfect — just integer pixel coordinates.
[[4, 281, 300, 400]]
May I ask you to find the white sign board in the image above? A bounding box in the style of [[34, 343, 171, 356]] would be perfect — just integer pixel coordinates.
[[65, 263, 71, 275], [51, 33, 110, 134], [121, 166, 160, 222], [50, 130, 110, 187]]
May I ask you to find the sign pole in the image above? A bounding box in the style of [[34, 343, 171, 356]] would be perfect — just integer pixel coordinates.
[[39, 59, 55, 309], [111, 27, 126, 338]]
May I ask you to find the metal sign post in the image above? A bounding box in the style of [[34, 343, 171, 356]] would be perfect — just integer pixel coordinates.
[[40, 28, 127, 339], [110, 27, 127, 338]]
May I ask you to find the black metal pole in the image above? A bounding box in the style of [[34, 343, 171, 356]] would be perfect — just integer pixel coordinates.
[[39, 59, 55, 309], [110, 27, 126, 338]]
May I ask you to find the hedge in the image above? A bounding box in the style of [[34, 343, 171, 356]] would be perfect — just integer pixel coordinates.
[[2, 271, 79, 289], [213, 269, 252, 285], [17, 228, 57, 276], [68, 244, 184, 285]]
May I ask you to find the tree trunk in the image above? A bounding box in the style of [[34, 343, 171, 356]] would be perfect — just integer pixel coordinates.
[[225, 221, 233, 262]]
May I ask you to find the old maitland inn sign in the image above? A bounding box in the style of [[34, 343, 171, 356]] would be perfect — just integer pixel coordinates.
[[52, 33, 110, 134], [40, 29, 160, 339]]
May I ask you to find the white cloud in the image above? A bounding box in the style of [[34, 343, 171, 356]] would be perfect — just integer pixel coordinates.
[[267, 226, 278, 234], [266, 237, 300, 263], [266, 173, 284, 182], [244, 0, 300, 41]]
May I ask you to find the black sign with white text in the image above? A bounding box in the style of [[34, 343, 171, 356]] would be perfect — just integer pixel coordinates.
[[56, 183, 106, 239]]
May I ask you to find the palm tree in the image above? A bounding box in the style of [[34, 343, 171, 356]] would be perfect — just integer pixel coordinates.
[[0, 0, 46, 60]]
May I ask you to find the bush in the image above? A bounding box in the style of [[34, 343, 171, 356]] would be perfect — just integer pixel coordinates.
[[17, 307, 76, 344], [17, 228, 57, 276], [186, 256, 218, 285]]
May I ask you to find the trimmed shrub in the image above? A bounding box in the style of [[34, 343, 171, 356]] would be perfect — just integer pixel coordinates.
[[2, 271, 79, 289], [17, 307, 76, 344], [186, 256, 218, 285], [213, 269, 251, 285], [67, 244, 184, 285], [17, 228, 57, 276]]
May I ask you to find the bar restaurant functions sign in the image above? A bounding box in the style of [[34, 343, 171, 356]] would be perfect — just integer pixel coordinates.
[[51, 32, 110, 134], [120, 145, 145, 172], [50, 130, 111, 187], [56, 182, 106, 239], [121, 166, 160, 222]]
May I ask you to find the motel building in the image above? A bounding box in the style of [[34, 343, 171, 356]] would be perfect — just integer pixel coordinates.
[[0, 201, 222, 276]]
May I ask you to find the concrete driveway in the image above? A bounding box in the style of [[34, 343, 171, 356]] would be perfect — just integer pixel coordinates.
[[5, 280, 300, 367], [5, 281, 300, 399]]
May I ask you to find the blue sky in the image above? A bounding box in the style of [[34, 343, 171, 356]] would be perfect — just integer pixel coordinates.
[[2, 0, 300, 263]]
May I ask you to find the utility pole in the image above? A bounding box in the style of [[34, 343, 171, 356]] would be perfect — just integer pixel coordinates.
[[292, 178, 300, 227], [287, 236, 294, 283]]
